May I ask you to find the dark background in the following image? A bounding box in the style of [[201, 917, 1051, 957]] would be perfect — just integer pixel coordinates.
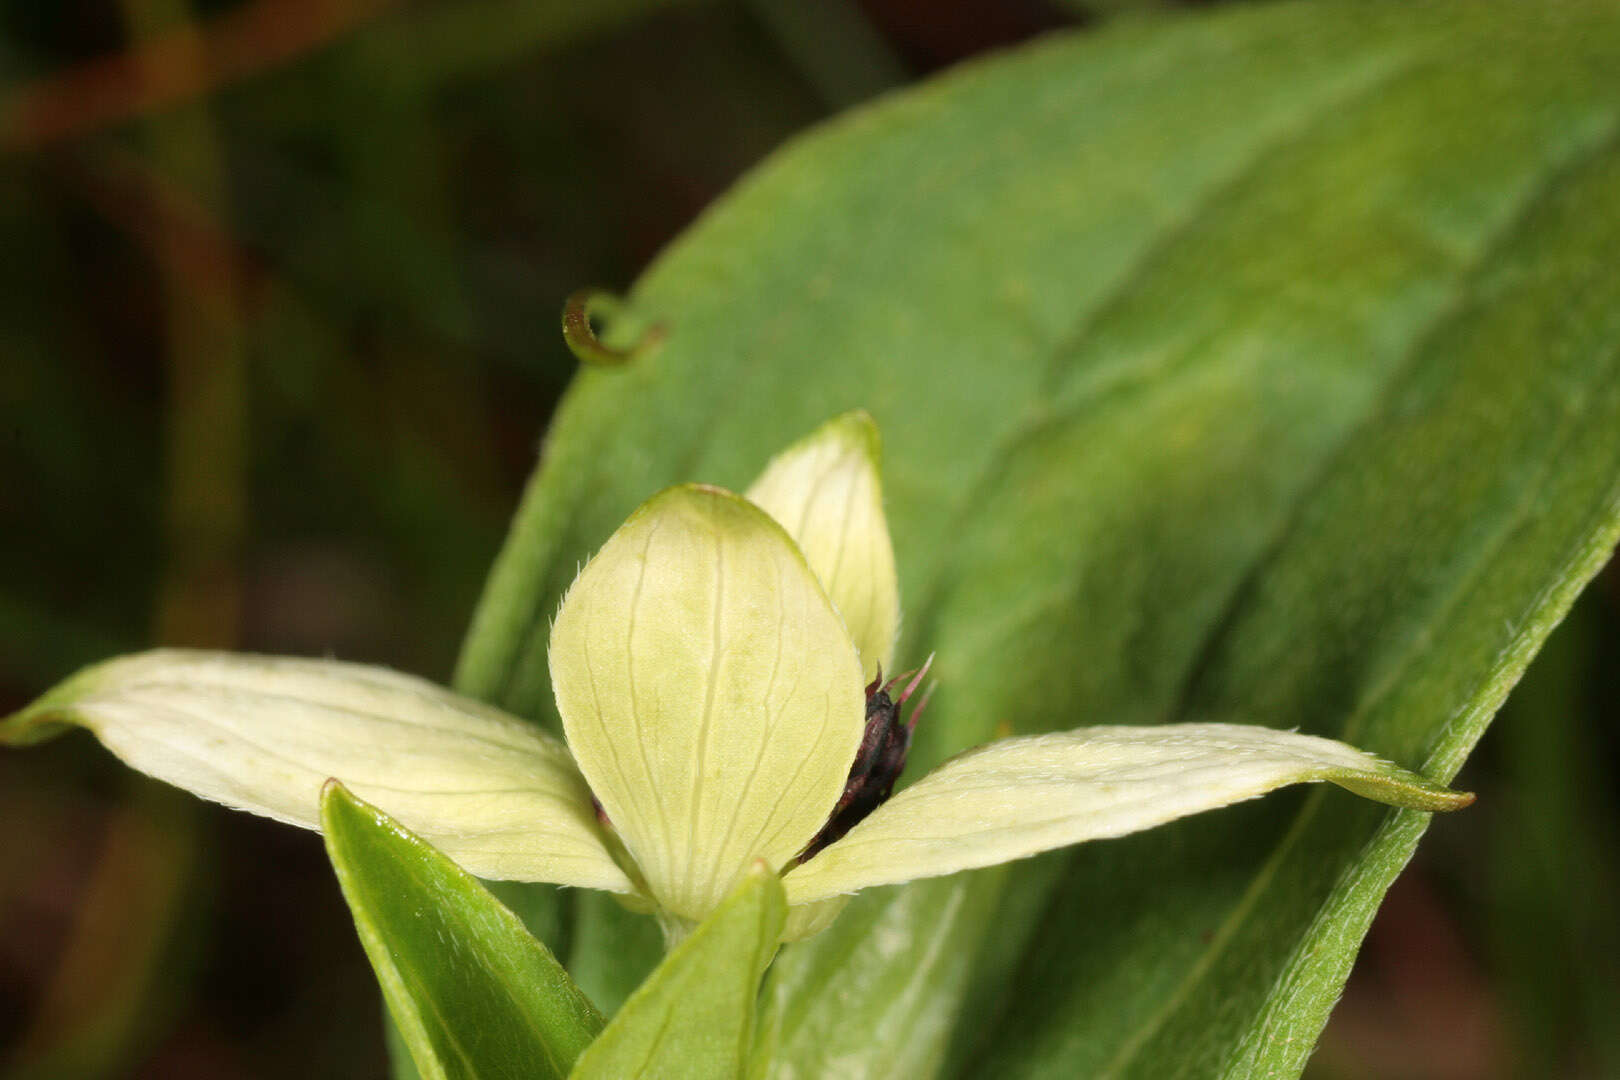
[[1, 1, 1616, 1076]]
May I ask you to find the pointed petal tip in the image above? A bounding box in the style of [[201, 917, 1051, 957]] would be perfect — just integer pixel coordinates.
[[744, 410, 900, 679], [1330, 763, 1476, 813], [0, 702, 57, 747], [1387, 780, 1476, 812], [823, 408, 882, 461], [1, 652, 138, 747]]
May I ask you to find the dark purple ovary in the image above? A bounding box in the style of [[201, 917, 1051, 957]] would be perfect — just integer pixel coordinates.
[[796, 662, 932, 864]]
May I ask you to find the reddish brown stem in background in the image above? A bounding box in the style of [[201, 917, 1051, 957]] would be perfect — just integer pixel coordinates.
[[1, 0, 398, 153]]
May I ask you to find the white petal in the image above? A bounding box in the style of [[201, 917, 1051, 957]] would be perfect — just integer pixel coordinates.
[[746, 410, 900, 679], [783, 723, 1473, 905], [550, 485, 866, 922], [4, 650, 633, 893]]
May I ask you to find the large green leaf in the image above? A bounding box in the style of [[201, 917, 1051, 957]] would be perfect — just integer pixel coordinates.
[[455, 0, 1620, 1075], [320, 783, 604, 1080], [958, 140, 1620, 1078]]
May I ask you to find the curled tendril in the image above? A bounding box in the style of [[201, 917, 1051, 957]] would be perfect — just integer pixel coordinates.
[[561, 289, 666, 367]]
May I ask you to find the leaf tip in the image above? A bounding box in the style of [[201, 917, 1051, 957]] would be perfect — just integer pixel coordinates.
[[318, 777, 367, 834], [1335, 767, 1477, 813], [1438, 788, 1477, 811], [1393, 774, 1476, 813]]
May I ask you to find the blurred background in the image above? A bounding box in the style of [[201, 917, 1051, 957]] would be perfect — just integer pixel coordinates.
[[0, 1, 1616, 1076]]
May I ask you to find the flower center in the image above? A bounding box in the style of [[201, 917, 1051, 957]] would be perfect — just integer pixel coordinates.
[[796, 660, 933, 864]]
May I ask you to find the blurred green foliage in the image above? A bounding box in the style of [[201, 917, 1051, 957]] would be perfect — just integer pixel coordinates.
[[1, 2, 1616, 1078]]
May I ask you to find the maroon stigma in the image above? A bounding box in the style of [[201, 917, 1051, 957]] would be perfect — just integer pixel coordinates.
[[796, 655, 935, 864]]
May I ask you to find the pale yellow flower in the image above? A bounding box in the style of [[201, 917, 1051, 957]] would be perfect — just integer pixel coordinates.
[[2, 412, 1470, 943]]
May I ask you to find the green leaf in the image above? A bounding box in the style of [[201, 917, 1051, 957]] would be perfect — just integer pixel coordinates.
[[320, 782, 604, 1080], [565, 891, 666, 1017], [961, 134, 1620, 1078], [569, 863, 785, 1080], [455, 0, 1620, 1075]]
